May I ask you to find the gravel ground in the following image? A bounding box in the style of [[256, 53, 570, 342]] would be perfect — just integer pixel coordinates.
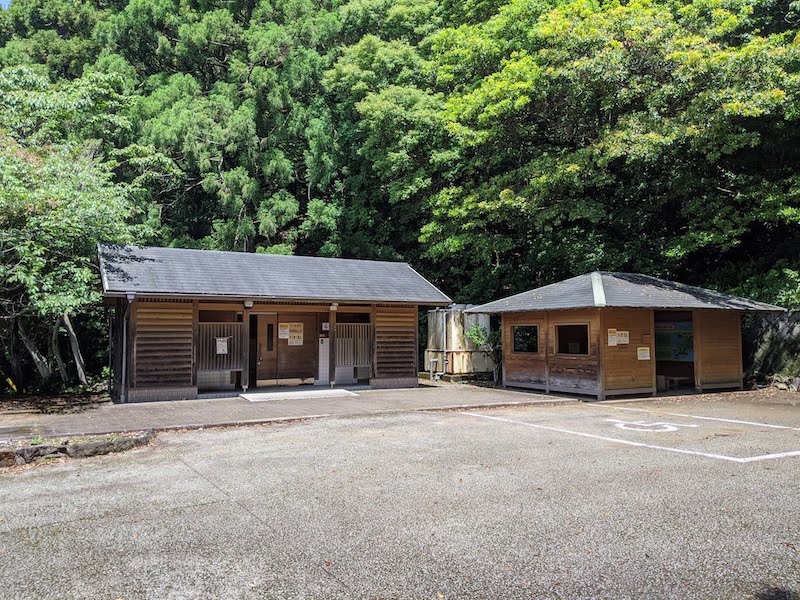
[[0, 392, 798, 599]]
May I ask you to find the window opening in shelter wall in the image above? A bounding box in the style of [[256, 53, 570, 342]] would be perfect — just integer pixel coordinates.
[[557, 324, 589, 355], [512, 325, 539, 353]]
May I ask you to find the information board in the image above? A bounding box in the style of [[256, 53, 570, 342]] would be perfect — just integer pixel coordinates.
[[287, 322, 304, 346], [654, 322, 694, 362]]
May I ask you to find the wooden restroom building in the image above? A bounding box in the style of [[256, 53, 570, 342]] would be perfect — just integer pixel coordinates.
[[468, 272, 784, 400], [99, 245, 450, 402]]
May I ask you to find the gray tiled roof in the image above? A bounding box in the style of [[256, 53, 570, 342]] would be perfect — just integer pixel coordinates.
[[467, 272, 785, 313], [98, 245, 451, 304]]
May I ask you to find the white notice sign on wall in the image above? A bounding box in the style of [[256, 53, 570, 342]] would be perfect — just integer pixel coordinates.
[[607, 328, 618, 346], [637, 346, 651, 361], [617, 330, 630, 344], [288, 322, 304, 346], [278, 323, 290, 339], [215, 337, 229, 355]]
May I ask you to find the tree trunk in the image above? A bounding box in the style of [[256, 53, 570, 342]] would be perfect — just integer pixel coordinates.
[[17, 319, 53, 381], [51, 315, 68, 383], [491, 348, 503, 384], [0, 322, 22, 392], [62, 313, 88, 386]]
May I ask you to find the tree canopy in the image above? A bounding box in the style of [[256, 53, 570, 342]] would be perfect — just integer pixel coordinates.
[[0, 0, 798, 390]]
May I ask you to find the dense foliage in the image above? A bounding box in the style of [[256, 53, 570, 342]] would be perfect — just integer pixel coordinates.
[[1, 0, 798, 390]]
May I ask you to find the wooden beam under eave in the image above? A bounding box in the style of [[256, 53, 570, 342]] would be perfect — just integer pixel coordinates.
[[195, 302, 248, 312], [246, 304, 375, 314]]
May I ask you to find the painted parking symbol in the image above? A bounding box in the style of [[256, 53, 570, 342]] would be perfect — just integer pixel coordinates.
[[604, 419, 699, 433]]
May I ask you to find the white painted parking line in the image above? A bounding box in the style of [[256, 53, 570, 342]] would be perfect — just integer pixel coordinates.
[[737, 451, 800, 463], [587, 404, 800, 431], [462, 412, 800, 463]]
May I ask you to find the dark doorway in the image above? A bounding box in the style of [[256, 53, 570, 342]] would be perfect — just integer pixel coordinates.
[[654, 311, 695, 391]]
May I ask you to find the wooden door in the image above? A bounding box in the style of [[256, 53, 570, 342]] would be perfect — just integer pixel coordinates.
[[256, 314, 278, 386], [277, 313, 318, 382]]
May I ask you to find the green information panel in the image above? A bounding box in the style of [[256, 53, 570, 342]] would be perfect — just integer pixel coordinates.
[[654, 321, 694, 362]]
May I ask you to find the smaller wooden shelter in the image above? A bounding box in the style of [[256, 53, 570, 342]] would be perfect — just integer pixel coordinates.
[[468, 272, 784, 399], [99, 245, 450, 402]]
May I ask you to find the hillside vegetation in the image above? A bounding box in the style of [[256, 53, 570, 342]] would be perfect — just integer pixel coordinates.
[[1, 0, 799, 390]]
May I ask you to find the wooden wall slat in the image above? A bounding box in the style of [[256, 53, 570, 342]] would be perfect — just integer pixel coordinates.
[[601, 308, 654, 391], [696, 311, 742, 386], [374, 307, 417, 378], [503, 309, 601, 394], [502, 314, 547, 386], [133, 305, 194, 388]]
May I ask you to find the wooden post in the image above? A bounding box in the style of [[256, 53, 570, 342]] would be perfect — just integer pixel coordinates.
[[650, 308, 657, 396], [329, 306, 337, 387], [119, 298, 133, 401], [191, 300, 199, 387], [128, 299, 137, 392], [543, 311, 550, 393], [371, 305, 378, 380], [596, 308, 605, 400], [414, 304, 419, 382], [737, 312, 744, 390], [501, 314, 507, 388], [693, 310, 703, 391], [242, 306, 251, 391]]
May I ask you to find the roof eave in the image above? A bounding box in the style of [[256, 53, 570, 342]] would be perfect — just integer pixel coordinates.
[[465, 305, 598, 314], [101, 290, 450, 305], [466, 304, 787, 314]]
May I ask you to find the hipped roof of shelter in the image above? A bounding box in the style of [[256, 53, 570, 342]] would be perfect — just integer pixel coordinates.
[[467, 272, 785, 314]]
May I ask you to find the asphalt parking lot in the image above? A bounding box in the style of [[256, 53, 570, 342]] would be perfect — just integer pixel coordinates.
[[1, 393, 798, 599]]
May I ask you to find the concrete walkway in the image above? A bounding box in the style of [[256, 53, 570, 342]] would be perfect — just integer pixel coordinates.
[[0, 384, 575, 441]]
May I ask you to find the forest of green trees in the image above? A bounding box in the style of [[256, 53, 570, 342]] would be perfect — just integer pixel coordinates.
[[1, 0, 799, 391]]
